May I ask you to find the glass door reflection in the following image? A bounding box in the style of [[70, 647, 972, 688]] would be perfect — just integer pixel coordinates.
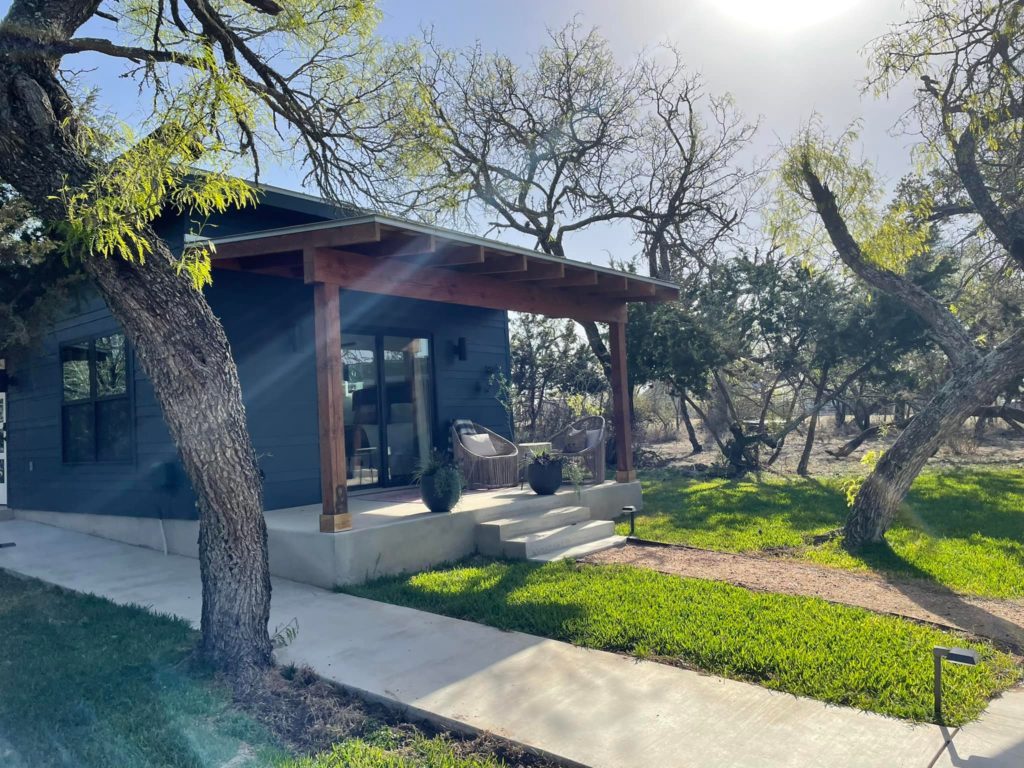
[[382, 336, 433, 485], [342, 334, 381, 487]]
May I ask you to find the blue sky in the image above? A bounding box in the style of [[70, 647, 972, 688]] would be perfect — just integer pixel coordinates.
[[368, 0, 918, 266], [1, 0, 918, 269]]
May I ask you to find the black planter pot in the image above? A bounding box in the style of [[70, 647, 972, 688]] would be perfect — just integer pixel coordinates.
[[527, 460, 563, 495], [420, 470, 462, 512]]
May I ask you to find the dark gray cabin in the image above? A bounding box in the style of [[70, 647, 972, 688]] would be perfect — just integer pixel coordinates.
[[2, 187, 511, 520]]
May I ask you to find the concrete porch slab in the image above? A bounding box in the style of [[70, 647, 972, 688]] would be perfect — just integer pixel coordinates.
[[10, 481, 642, 589], [0, 518, 988, 768]]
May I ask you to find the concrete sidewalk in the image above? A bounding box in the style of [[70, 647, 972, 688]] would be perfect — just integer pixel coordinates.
[[0, 518, 1020, 768]]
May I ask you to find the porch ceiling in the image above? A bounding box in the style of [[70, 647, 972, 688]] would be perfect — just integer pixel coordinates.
[[207, 214, 679, 323]]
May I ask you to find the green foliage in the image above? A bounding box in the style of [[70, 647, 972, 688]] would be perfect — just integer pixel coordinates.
[[46, 0, 437, 289], [621, 468, 1024, 598], [414, 449, 463, 505], [0, 187, 83, 353], [508, 313, 606, 440], [774, 123, 935, 273], [347, 558, 1018, 725], [627, 301, 724, 398], [282, 732, 505, 768], [57, 118, 257, 289], [839, 450, 884, 507]]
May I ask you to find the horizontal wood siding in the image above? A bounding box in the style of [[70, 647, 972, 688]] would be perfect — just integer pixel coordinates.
[[6, 272, 511, 520]]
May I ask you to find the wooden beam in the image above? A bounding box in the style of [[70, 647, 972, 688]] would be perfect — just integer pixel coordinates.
[[621, 281, 657, 299], [536, 270, 599, 289], [505, 261, 565, 282], [655, 285, 680, 302], [391, 244, 486, 268], [313, 282, 351, 532], [461, 252, 529, 275], [212, 221, 381, 260], [308, 248, 626, 323], [609, 320, 636, 483], [590, 275, 629, 294], [357, 233, 437, 258]]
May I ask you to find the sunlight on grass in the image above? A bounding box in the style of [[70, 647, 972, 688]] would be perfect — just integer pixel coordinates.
[[616, 469, 1024, 598], [0, 573, 285, 768], [0, 573, 509, 768], [346, 559, 1020, 725]]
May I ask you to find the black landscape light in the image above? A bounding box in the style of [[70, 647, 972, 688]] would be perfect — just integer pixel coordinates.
[[623, 506, 636, 537], [933, 646, 980, 723]]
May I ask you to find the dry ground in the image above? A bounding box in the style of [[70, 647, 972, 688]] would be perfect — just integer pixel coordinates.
[[588, 542, 1024, 654], [647, 422, 1024, 477]]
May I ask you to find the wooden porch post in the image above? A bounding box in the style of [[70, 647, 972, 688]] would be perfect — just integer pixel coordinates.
[[609, 320, 636, 483], [313, 282, 351, 532]]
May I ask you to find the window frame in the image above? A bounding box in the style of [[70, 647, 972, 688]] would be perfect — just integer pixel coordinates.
[[59, 332, 136, 466]]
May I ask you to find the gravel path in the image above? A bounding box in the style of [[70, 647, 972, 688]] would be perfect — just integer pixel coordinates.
[[587, 542, 1024, 653]]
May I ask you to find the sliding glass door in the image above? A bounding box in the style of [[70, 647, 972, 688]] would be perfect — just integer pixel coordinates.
[[341, 332, 434, 487], [342, 335, 381, 488]]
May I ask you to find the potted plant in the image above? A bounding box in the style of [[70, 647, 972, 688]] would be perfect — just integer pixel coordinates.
[[415, 449, 463, 513], [527, 450, 563, 495]]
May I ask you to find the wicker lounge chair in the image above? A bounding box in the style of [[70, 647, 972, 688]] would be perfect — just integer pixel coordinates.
[[549, 415, 606, 484], [450, 420, 520, 488]]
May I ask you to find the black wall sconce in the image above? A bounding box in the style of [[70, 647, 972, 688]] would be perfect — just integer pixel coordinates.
[[453, 337, 468, 362], [0, 369, 8, 393]]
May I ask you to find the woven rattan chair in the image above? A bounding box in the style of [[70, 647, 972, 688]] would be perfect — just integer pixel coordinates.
[[549, 415, 606, 484], [451, 422, 520, 489]]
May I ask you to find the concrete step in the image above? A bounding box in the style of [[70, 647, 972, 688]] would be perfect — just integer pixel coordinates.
[[502, 519, 616, 559], [529, 535, 628, 562], [476, 506, 591, 556]]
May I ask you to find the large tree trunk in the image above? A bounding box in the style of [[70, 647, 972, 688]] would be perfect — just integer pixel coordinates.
[[0, 14, 273, 676], [845, 334, 1024, 546], [85, 248, 273, 673], [679, 392, 702, 453]]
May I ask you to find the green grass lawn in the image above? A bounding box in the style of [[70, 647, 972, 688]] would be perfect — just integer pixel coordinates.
[[618, 468, 1024, 599], [346, 558, 1020, 725], [0, 571, 508, 768]]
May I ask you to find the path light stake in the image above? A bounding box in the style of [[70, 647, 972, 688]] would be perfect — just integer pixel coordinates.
[[933, 646, 979, 723], [623, 506, 636, 537]]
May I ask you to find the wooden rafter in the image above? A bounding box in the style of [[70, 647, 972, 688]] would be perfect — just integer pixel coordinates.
[[305, 248, 625, 322]]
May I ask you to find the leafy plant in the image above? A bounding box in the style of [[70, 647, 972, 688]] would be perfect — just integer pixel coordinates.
[[271, 618, 300, 649], [528, 449, 562, 467], [563, 459, 586, 498], [414, 449, 463, 507]]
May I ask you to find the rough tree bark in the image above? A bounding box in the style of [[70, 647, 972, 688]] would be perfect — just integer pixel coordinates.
[[678, 392, 703, 453], [802, 161, 1024, 547], [0, 0, 272, 674], [846, 334, 1024, 543]]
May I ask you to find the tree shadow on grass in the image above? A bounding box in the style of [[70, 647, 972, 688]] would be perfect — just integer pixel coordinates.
[[640, 472, 848, 545], [358, 557, 590, 643], [847, 540, 1024, 655]]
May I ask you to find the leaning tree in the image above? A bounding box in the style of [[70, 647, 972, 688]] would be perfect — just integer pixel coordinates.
[[779, 0, 1024, 547], [0, 0, 426, 675]]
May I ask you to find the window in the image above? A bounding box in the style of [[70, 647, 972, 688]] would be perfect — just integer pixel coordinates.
[[61, 333, 132, 463]]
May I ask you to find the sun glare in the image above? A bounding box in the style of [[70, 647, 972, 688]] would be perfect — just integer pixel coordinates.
[[709, 0, 863, 33]]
